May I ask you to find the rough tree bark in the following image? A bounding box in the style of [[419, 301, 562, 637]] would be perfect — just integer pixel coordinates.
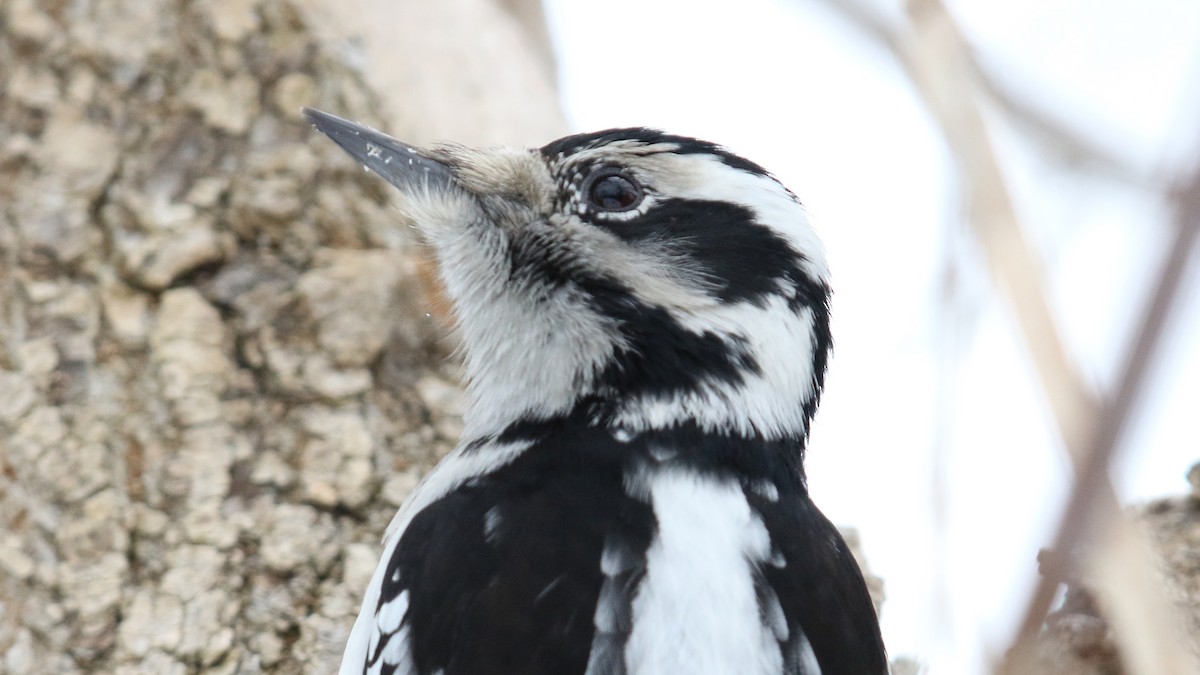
[[1026, 475, 1200, 675], [0, 0, 562, 672]]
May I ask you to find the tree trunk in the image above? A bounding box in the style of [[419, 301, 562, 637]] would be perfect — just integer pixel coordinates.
[[0, 0, 563, 672]]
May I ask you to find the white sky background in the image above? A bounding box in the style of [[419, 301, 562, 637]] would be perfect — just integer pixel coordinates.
[[545, 1, 1200, 672]]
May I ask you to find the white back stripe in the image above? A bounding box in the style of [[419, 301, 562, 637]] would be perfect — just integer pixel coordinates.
[[625, 471, 782, 675]]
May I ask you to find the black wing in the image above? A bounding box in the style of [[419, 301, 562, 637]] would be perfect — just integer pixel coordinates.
[[368, 445, 655, 675], [750, 489, 889, 675]]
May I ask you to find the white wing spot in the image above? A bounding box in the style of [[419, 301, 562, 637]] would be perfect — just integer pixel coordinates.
[[647, 444, 677, 462], [600, 540, 636, 576], [484, 505, 503, 543], [377, 625, 416, 675], [761, 586, 789, 642], [593, 579, 623, 632], [612, 427, 635, 443], [792, 631, 822, 675], [375, 590, 410, 635], [750, 479, 779, 502]]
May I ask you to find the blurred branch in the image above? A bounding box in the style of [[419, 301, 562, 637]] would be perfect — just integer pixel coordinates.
[[904, 0, 1099, 472], [813, 0, 904, 55], [903, 0, 1199, 672], [973, 69, 1163, 189], [810, 0, 1164, 189], [1011, 141, 1200, 675], [1012, 141, 1200, 672], [810, 0, 1200, 672]]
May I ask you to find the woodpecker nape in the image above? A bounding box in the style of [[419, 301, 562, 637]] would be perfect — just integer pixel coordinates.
[[305, 108, 887, 675]]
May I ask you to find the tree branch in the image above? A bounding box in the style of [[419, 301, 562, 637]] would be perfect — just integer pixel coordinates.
[[810, 0, 1199, 671], [809, 0, 1163, 188]]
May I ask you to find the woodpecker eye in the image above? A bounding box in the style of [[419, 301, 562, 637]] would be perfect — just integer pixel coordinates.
[[585, 170, 643, 212]]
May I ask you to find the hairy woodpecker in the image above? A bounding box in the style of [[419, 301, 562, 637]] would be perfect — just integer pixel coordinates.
[[305, 108, 888, 675]]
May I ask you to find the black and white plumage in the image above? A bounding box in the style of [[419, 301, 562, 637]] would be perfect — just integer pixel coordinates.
[[305, 108, 888, 675]]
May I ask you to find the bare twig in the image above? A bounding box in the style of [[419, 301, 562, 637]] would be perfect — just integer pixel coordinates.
[[836, 0, 1200, 672], [971, 66, 1164, 189], [1006, 152, 1200, 675], [796, 0, 1196, 670], [810, 0, 1162, 188], [902, 0, 1098, 463]]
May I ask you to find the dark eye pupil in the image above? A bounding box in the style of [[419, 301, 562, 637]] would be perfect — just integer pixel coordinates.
[[588, 174, 641, 211]]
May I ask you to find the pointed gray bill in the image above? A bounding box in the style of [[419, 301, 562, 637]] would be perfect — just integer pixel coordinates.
[[303, 107, 455, 193]]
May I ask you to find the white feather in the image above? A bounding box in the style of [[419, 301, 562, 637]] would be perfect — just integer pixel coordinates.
[[403, 188, 625, 439], [613, 298, 820, 439], [561, 141, 829, 285], [625, 470, 782, 675], [376, 625, 416, 675], [382, 438, 531, 543], [670, 154, 829, 286], [341, 559, 384, 675], [375, 590, 409, 635], [341, 438, 530, 674], [792, 631, 823, 675]]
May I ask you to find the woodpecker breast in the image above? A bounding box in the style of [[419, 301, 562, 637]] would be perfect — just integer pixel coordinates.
[[305, 109, 888, 675]]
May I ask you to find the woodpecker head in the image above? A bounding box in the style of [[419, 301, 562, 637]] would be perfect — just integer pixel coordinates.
[[306, 109, 831, 445]]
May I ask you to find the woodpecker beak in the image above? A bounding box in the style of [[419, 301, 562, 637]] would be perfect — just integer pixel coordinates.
[[303, 107, 455, 193]]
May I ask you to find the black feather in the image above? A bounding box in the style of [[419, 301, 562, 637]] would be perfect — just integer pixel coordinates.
[[378, 415, 885, 675]]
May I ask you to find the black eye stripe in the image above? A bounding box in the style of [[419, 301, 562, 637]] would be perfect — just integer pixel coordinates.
[[587, 197, 818, 307]]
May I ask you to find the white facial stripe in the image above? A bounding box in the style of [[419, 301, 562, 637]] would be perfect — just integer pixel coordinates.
[[559, 141, 821, 263], [613, 297, 820, 439], [558, 141, 828, 306], [563, 222, 722, 313], [642, 152, 829, 286], [552, 149, 829, 440], [397, 142, 827, 441]]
